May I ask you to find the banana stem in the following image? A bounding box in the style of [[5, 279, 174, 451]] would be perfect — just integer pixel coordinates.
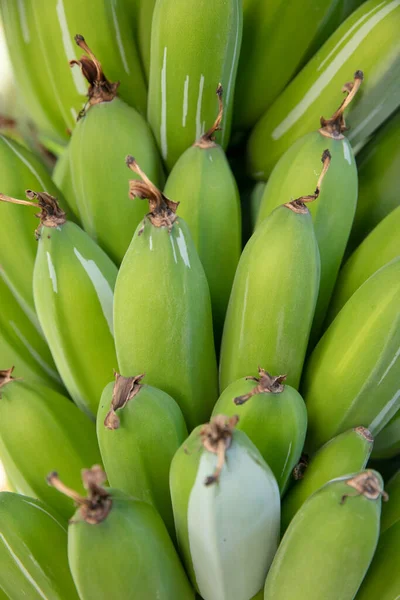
[[0, 367, 15, 389], [201, 415, 239, 485], [234, 368, 286, 405], [104, 372, 145, 430], [195, 83, 224, 148], [47, 472, 86, 505], [320, 71, 364, 138], [285, 149, 331, 213]]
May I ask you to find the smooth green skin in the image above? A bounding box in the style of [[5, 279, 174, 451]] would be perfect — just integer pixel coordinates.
[[347, 109, 400, 254], [327, 205, 400, 326], [303, 258, 400, 453], [0, 0, 147, 143], [0, 492, 79, 599], [256, 132, 358, 345], [212, 377, 307, 494], [67, 98, 163, 265], [68, 489, 194, 600], [52, 147, 82, 225], [97, 380, 187, 538], [114, 217, 218, 431], [137, 0, 157, 84], [356, 519, 400, 600], [148, 0, 242, 171], [164, 144, 241, 342], [381, 470, 400, 533], [219, 204, 320, 392], [0, 275, 62, 392], [248, 0, 400, 180], [234, 0, 355, 130], [0, 135, 64, 322], [264, 472, 382, 600], [281, 427, 373, 532], [372, 411, 400, 459], [0, 379, 101, 520], [250, 182, 265, 231], [33, 221, 118, 418], [170, 427, 280, 600]]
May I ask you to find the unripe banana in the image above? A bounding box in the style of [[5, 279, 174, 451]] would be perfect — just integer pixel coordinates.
[[372, 411, 400, 459], [0, 492, 79, 599], [219, 152, 330, 391], [0, 368, 101, 520], [170, 415, 280, 600], [281, 426, 374, 532], [250, 181, 265, 231], [248, 0, 400, 180], [136, 0, 156, 84], [347, 109, 400, 254], [97, 372, 187, 538], [264, 470, 386, 600], [63, 36, 163, 265], [164, 87, 241, 342], [48, 466, 195, 600], [114, 158, 218, 431], [303, 257, 400, 453], [212, 368, 307, 495], [148, 0, 242, 171], [0, 0, 147, 143], [327, 205, 400, 326], [381, 470, 400, 534], [52, 147, 82, 225]]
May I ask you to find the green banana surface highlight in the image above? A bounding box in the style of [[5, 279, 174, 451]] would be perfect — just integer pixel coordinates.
[[49, 466, 195, 600], [170, 415, 280, 600], [64, 36, 163, 265], [0, 0, 147, 143], [264, 471, 385, 600], [347, 109, 400, 254], [212, 368, 307, 495], [97, 373, 187, 538], [0, 135, 64, 324], [327, 205, 400, 325], [0, 369, 101, 520], [148, 0, 242, 171], [0, 492, 79, 600], [381, 470, 400, 533], [248, 0, 400, 180], [281, 426, 374, 532], [219, 153, 330, 391], [164, 87, 241, 342], [372, 411, 400, 459], [303, 258, 400, 453], [114, 158, 218, 431]]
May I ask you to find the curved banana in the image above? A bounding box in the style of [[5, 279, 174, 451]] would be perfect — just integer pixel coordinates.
[[247, 0, 400, 180], [148, 0, 242, 171], [212, 367, 307, 495], [372, 411, 400, 459], [170, 415, 280, 600], [303, 257, 400, 453], [250, 181, 265, 231], [52, 148, 82, 225], [114, 158, 218, 431], [48, 466, 195, 599], [136, 0, 156, 84]]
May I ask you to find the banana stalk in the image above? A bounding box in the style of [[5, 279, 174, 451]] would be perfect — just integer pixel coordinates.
[[247, 0, 400, 180], [372, 411, 400, 459], [281, 426, 374, 532], [264, 471, 386, 599], [148, 0, 242, 171], [303, 258, 400, 453], [212, 368, 307, 495], [114, 158, 218, 431], [170, 415, 280, 600], [48, 466, 195, 599], [97, 372, 187, 538], [0, 492, 79, 599], [0, 369, 101, 520]]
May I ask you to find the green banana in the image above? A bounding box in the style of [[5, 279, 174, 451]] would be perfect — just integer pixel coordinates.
[[372, 411, 400, 459], [247, 0, 400, 180], [212, 368, 307, 495], [256, 74, 360, 343], [281, 426, 374, 532], [52, 147, 82, 225], [48, 466, 195, 599], [327, 205, 400, 326], [264, 470, 386, 600], [0, 134, 64, 324], [170, 415, 280, 600], [0, 492, 79, 599], [114, 158, 218, 431], [0, 368, 101, 520], [62, 35, 163, 266], [148, 0, 242, 171], [164, 86, 241, 342], [250, 181, 265, 231], [97, 372, 187, 538], [0, 0, 147, 143], [219, 152, 330, 391], [347, 109, 400, 254], [136, 0, 156, 84], [303, 257, 400, 453], [381, 469, 400, 533]]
